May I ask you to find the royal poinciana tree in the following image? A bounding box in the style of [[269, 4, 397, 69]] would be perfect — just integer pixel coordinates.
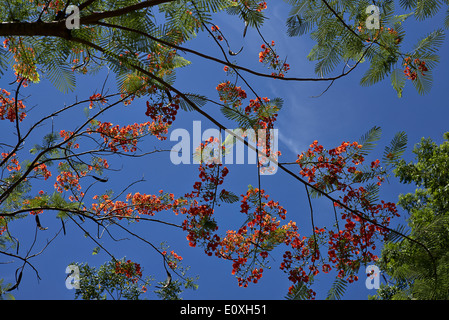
[[0, 0, 447, 300]]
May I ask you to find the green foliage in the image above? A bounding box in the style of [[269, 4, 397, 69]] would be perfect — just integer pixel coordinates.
[[73, 252, 198, 300], [284, 0, 446, 96], [0, 279, 15, 300], [373, 132, 449, 299], [219, 189, 239, 204], [179, 93, 208, 112], [225, 0, 266, 28], [358, 126, 382, 156], [284, 275, 315, 300], [73, 258, 151, 300], [382, 131, 407, 165], [326, 277, 348, 300], [390, 68, 406, 98], [0, 0, 448, 301]]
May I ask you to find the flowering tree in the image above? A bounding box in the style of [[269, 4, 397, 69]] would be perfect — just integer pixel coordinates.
[[0, 0, 447, 299]]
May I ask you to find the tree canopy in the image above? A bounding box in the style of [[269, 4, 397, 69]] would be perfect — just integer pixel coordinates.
[[371, 133, 449, 300], [0, 0, 448, 300]]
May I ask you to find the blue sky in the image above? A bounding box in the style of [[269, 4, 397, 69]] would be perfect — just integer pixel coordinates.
[[1, 1, 449, 300]]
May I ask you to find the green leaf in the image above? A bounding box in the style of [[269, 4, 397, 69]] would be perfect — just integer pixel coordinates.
[[92, 246, 101, 255], [445, 9, 449, 29], [383, 131, 408, 165], [0, 47, 8, 76], [326, 277, 348, 300], [219, 190, 239, 203], [313, 42, 341, 76], [179, 93, 208, 112], [171, 55, 191, 69], [285, 275, 315, 300], [413, 29, 445, 55], [360, 52, 393, 87], [414, 0, 443, 20], [286, 15, 312, 37], [220, 106, 257, 129], [44, 58, 76, 93], [391, 68, 406, 98], [390, 12, 414, 25], [385, 224, 410, 243], [358, 126, 382, 156]]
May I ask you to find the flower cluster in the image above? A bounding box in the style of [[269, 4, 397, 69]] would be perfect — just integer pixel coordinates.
[[403, 57, 428, 81], [216, 81, 247, 107], [59, 130, 79, 149], [1, 152, 21, 172], [21, 197, 44, 215], [258, 41, 290, 77], [54, 166, 84, 193], [88, 121, 155, 152], [91, 190, 188, 221], [218, 187, 297, 288], [0, 88, 27, 122], [3, 37, 40, 84], [245, 97, 278, 130], [181, 141, 234, 251], [146, 46, 179, 78], [145, 95, 180, 126], [162, 250, 183, 269], [210, 25, 223, 41], [88, 93, 107, 109], [289, 139, 399, 291], [386, 27, 402, 44], [256, 2, 268, 12], [33, 163, 52, 180], [182, 201, 218, 249], [0, 217, 6, 235], [181, 138, 400, 297], [114, 259, 142, 283]]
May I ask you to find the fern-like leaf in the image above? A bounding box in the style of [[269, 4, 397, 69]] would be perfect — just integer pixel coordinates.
[[383, 131, 408, 165], [391, 68, 406, 98], [326, 277, 348, 300], [358, 126, 382, 156]]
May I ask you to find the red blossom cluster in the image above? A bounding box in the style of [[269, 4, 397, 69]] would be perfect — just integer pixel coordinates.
[[256, 2, 267, 12], [54, 163, 86, 193], [0, 218, 6, 235], [356, 26, 402, 45], [21, 197, 44, 216], [118, 47, 179, 105], [258, 41, 290, 77], [3, 36, 39, 84], [387, 28, 402, 44], [36, 0, 65, 11], [0, 88, 27, 122], [59, 130, 79, 149], [90, 190, 188, 222], [88, 93, 107, 109], [114, 259, 142, 283], [183, 201, 218, 250], [287, 139, 400, 292], [180, 138, 400, 297], [145, 95, 180, 125], [216, 81, 247, 107], [181, 139, 236, 251], [218, 187, 297, 288], [246, 97, 278, 130], [1, 152, 21, 172], [162, 250, 183, 269], [403, 57, 428, 81], [87, 121, 156, 151], [33, 163, 52, 180], [146, 46, 179, 76], [210, 25, 223, 41]]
